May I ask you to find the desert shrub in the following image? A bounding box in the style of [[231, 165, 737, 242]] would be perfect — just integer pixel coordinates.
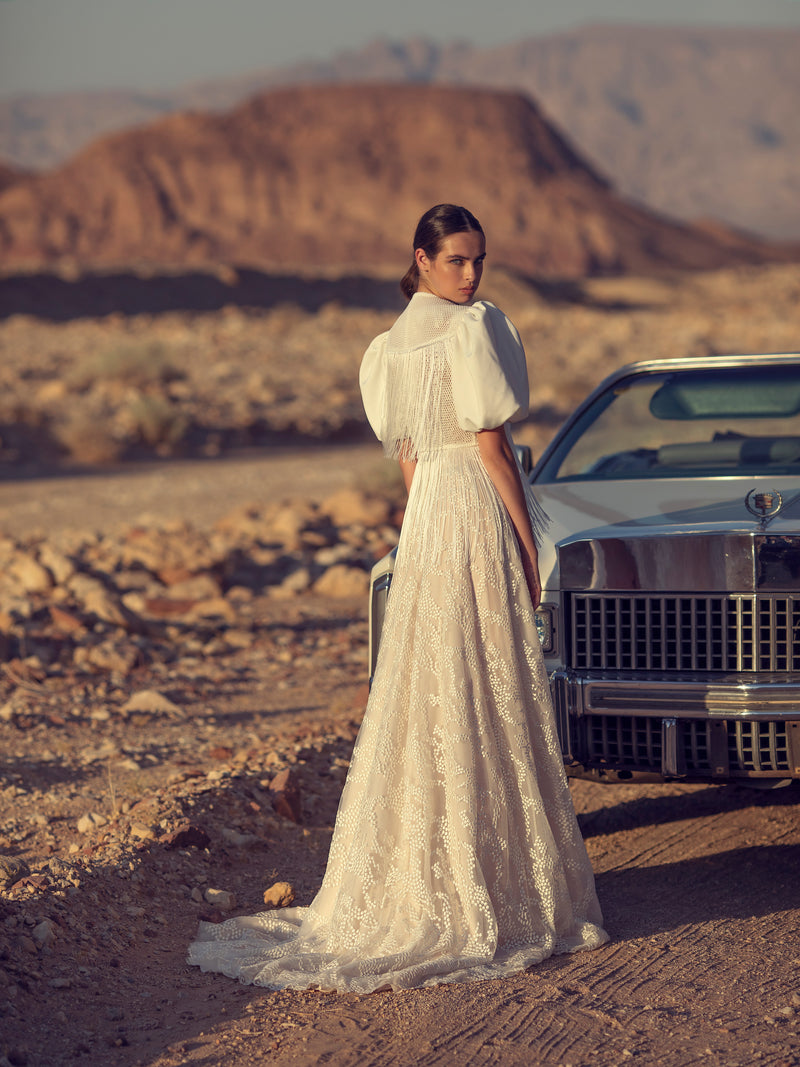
[[124, 394, 189, 451], [54, 414, 123, 465], [68, 342, 184, 391]]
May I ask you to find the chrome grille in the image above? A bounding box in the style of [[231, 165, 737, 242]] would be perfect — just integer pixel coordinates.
[[570, 594, 800, 672], [729, 720, 790, 772], [586, 716, 790, 774]]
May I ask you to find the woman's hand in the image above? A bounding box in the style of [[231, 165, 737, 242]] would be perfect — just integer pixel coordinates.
[[521, 551, 542, 611]]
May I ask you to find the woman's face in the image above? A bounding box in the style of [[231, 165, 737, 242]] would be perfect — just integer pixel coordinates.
[[415, 230, 486, 304]]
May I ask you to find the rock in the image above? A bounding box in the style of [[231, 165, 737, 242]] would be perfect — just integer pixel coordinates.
[[48, 605, 86, 634], [140, 596, 199, 618], [161, 573, 222, 599], [321, 488, 391, 529], [220, 828, 259, 847], [262, 881, 295, 909], [31, 919, 57, 949], [77, 812, 107, 834], [222, 629, 255, 650], [313, 564, 369, 599], [68, 574, 143, 631], [9, 553, 53, 594], [129, 823, 157, 841], [159, 822, 210, 850], [203, 888, 236, 911], [0, 856, 30, 890], [267, 502, 317, 548], [183, 597, 236, 622], [121, 689, 183, 717], [79, 640, 138, 675], [279, 567, 312, 594], [314, 543, 356, 567], [38, 543, 76, 585], [269, 768, 302, 824]]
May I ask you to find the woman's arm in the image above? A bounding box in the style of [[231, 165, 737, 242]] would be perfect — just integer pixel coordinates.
[[398, 440, 417, 495], [399, 456, 417, 494], [476, 426, 541, 609]]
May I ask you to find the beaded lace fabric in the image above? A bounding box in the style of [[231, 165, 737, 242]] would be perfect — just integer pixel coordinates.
[[187, 293, 607, 992]]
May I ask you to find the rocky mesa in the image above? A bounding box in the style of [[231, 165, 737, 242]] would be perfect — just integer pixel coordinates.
[[2, 26, 800, 240], [1, 84, 796, 279]]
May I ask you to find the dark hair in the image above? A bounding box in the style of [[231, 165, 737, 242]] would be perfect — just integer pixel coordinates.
[[400, 204, 484, 301]]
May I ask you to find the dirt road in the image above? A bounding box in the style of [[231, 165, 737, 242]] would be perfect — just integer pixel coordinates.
[[144, 777, 800, 1067], [0, 443, 383, 538]]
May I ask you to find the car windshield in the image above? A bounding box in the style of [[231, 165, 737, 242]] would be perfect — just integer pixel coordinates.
[[535, 363, 800, 482]]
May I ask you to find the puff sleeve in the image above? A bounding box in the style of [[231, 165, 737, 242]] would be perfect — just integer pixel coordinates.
[[359, 331, 389, 441], [451, 301, 529, 432]]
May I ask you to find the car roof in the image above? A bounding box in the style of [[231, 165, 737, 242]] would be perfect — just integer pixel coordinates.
[[596, 352, 800, 389]]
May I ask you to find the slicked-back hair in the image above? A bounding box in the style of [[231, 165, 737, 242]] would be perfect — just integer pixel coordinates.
[[400, 204, 484, 301]]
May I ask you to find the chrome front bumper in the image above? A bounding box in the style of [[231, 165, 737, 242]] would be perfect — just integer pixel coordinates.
[[551, 669, 800, 781]]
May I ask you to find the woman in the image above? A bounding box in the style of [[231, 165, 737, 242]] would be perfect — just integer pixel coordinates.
[[188, 204, 608, 992]]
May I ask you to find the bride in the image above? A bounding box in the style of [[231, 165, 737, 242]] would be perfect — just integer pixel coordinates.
[[187, 204, 608, 992]]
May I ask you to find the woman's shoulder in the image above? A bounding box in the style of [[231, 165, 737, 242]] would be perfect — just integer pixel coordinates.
[[461, 300, 511, 326], [455, 300, 521, 350]]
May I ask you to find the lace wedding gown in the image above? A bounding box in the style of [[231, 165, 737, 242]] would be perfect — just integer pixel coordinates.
[[188, 293, 607, 992]]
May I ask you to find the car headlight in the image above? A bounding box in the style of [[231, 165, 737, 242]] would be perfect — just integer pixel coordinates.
[[534, 605, 556, 654]]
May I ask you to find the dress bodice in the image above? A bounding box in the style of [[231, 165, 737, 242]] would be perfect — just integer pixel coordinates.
[[360, 293, 529, 461]]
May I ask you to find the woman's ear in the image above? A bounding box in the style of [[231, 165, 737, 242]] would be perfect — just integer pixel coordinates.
[[415, 248, 429, 273]]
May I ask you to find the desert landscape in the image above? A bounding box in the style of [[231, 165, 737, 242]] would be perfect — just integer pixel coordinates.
[[1, 55, 800, 1067]]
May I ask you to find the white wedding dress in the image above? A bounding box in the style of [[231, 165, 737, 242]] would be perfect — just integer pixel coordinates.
[[188, 293, 607, 992]]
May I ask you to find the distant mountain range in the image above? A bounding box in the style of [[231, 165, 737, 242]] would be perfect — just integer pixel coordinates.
[[0, 84, 795, 279], [0, 24, 798, 239]]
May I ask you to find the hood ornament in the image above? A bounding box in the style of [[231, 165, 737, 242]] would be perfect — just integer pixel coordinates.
[[745, 488, 783, 527]]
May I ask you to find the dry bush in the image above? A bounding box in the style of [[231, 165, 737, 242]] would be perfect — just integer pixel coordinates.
[[54, 414, 123, 465], [123, 394, 189, 451], [67, 341, 184, 391]]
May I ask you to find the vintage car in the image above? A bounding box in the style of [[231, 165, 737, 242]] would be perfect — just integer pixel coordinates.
[[368, 353, 800, 787]]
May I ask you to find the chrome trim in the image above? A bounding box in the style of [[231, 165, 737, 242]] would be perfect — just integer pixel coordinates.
[[368, 551, 396, 683], [560, 534, 800, 593], [576, 673, 800, 718]]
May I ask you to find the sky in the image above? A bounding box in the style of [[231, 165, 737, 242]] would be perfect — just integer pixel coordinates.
[[1, 0, 800, 99]]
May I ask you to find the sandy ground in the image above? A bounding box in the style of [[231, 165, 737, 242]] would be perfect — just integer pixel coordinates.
[[2, 451, 800, 1067]]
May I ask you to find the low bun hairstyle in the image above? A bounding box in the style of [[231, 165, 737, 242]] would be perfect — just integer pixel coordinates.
[[400, 204, 484, 301]]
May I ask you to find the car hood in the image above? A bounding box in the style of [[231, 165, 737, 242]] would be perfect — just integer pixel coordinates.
[[533, 476, 800, 590]]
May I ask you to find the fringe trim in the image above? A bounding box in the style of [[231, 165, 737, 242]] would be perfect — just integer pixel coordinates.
[[382, 342, 455, 462], [524, 488, 551, 549]]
